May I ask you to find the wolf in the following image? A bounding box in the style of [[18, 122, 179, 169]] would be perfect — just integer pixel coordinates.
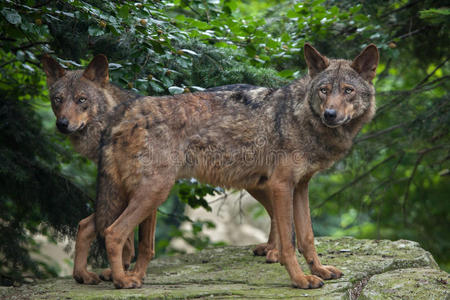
[[41, 55, 144, 284], [90, 43, 379, 289]]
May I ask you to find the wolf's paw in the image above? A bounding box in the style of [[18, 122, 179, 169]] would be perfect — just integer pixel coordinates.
[[311, 265, 343, 280], [266, 249, 279, 263], [113, 275, 143, 289], [99, 268, 113, 281], [73, 270, 101, 285], [125, 269, 146, 281], [292, 274, 324, 289], [253, 243, 270, 256]]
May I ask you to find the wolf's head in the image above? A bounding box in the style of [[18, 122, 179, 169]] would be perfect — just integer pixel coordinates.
[[41, 55, 111, 134], [304, 43, 379, 128]]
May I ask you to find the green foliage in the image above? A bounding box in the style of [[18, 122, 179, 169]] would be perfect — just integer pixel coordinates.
[[0, 64, 91, 285], [0, 0, 449, 284]]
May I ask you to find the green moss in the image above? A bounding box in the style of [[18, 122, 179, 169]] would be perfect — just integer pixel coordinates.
[[359, 268, 449, 300], [3, 237, 446, 299]]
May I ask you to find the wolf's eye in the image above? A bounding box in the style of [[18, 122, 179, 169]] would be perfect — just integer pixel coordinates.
[[319, 88, 328, 95], [344, 87, 354, 94], [78, 97, 87, 104], [54, 97, 62, 103]]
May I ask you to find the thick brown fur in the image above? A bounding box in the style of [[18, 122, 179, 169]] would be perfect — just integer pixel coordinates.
[[94, 43, 379, 289], [42, 54, 141, 284]]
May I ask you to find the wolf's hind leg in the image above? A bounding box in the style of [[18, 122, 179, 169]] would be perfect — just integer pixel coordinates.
[[100, 233, 135, 281], [247, 188, 279, 263], [293, 181, 343, 280], [73, 214, 101, 285], [123, 232, 135, 270], [127, 210, 157, 280]]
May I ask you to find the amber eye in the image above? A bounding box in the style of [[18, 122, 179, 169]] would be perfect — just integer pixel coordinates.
[[78, 97, 87, 103], [319, 87, 328, 95], [344, 87, 354, 94], [54, 97, 62, 103]]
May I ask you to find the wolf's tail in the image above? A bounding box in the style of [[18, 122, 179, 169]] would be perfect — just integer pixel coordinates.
[[95, 156, 126, 238]]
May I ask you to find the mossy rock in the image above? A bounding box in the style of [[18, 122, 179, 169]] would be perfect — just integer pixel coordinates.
[[1, 237, 447, 299], [359, 268, 449, 300]]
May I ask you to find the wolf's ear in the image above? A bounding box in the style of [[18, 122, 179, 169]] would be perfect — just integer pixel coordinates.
[[83, 54, 109, 86], [41, 54, 66, 86], [304, 43, 330, 78], [351, 44, 379, 82]]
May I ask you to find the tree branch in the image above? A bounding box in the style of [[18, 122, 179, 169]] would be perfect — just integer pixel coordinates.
[[0, 59, 16, 69], [12, 41, 49, 51], [392, 27, 425, 41], [363, 95, 449, 142], [375, 75, 450, 118], [416, 58, 449, 87], [356, 122, 408, 143], [380, 0, 422, 18], [312, 154, 398, 210], [402, 144, 450, 223]]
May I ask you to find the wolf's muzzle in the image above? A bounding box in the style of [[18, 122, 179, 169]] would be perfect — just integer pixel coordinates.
[[323, 109, 337, 122], [56, 118, 71, 134], [322, 109, 348, 128]]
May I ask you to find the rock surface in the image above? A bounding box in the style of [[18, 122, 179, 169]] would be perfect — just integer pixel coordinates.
[[1, 237, 448, 299]]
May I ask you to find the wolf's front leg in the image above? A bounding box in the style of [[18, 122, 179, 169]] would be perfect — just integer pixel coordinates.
[[269, 180, 324, 289], [293, 180, 343, 280], [105, 180, 172, 289], [73, 214, 101, 285]]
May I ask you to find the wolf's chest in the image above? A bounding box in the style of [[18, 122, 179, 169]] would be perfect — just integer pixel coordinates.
[[70, 133, 99, 162]]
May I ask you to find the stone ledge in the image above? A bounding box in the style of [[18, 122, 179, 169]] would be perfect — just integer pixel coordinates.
[[359, 268, 448, 300], [1, 237, 448, 299]]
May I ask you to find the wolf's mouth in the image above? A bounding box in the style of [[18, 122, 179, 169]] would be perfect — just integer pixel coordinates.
[[321, 116, 350, 128], [57, 122, 86, 135], [77, 122, 86, 131]]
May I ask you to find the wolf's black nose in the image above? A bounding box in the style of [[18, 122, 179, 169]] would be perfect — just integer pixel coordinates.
[[56, 118, 69, 130], [324, 109, 337, 121]]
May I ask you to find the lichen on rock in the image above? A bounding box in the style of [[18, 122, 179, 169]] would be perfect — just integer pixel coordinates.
[[359, 268, 449, 300], [1, 237, 447, 299]]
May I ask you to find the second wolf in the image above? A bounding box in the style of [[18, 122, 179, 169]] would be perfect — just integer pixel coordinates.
[[41, 54, 141, 284], [93, 43, 378, 289]]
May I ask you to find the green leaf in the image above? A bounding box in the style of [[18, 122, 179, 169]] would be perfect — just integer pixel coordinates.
[[281, 32, 291, 42], [168, 86, 184, 94], [180, 49, 198, 56], [118, 5, 129, 18], [349, 5, 362, 14], [419, 8, 450, 24], [286, 10, 298, 18], [161, 76, 174, 87], [1, 8, 22, 25], [88, 25, 104, 36], [225, 0, 238, 11], [245, 44, 256, 57], [278, 69, 295, 78], [188, 19, 211, 30], [149, 81, 164, 93]]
